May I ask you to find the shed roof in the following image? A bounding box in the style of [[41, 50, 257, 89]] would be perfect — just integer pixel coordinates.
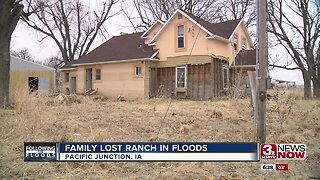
[[10, 56, 55, 71], [233, 49, 256, 67]]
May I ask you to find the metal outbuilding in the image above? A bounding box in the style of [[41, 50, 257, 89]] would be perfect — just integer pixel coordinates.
[[9, 56, 55, 101]]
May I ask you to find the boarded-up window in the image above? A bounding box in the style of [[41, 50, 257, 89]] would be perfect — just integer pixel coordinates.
[[65, 73, 69, 82], [176, 66, 186, 88], [177, 25, 185, 48]]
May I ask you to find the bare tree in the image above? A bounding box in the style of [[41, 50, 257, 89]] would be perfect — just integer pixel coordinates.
[[268, 0, 320, 98], [0, 0, 29, 106], [11, 48, 34, 61], [23, 0, 117, 63], [121, 0, 222, 31], [217, 0, 256, 27]]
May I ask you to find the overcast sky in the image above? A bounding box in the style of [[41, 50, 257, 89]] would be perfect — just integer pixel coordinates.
[[11, 1, 304, 85]]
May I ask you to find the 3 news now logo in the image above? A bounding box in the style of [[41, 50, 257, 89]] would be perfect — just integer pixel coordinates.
[[260, 144, 307, 160]]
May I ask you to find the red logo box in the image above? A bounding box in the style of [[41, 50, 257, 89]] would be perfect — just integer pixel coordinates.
[[276, 164, 289, 170], [260, 144, 277, 160]]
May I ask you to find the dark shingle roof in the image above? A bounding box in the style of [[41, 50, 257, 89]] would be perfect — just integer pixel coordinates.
[[234, 49, 256, 66], [181, 10, 241, 39], [61, 32, 157, 68]]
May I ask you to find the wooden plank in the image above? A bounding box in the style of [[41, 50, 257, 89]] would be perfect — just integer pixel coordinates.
[[197, 65, 200, 99], [211, 59, 214, 98], [191, 65, 194, 98], [203, 64, 206, 99]]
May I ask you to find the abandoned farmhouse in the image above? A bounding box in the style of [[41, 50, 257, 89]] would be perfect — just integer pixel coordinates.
[[60, 9, 256, 99]]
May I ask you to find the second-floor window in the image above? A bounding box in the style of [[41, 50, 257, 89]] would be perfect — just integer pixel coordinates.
[[242, 38, 247, 50], [233, 35, 238, 51], [177, 25, 185, 48]]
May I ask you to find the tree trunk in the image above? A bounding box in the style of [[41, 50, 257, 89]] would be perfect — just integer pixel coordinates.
[[0, 29, 10, 107], [302, 71, 312, 99], [312, 79, 320, 98]]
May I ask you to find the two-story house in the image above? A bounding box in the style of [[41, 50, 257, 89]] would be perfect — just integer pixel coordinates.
[[60, 9, 255, 99]]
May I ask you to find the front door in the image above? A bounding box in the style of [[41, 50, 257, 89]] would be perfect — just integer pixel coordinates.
[[86, 68, 92, 90], [71, 77, 76, 94]]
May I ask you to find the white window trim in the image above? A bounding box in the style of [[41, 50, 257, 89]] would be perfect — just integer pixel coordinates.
[[242, 38, 246, 50], [223, 65, 229, 90], [135, 67, 142, 76], [96, 69, 101, 80], [233, 35, 238, 51], [177, 25, 185, 49], [176, 66, 187, 88]]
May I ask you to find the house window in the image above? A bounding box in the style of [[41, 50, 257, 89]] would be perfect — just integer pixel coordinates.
[[96, 69, 101, 80], [242, 38, 247, 50], [65, 72, 69, 83], [176, 66, 186, 88], [178, 14, 183, 19], [233, 35, 238, 51], [135, 67, 142, 76], [177, 25, 185, 48], [223, 66, 229, 89]]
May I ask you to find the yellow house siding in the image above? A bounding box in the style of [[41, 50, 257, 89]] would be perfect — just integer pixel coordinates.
[[62, 61, 146, 99], [145, 23, 163, 44]]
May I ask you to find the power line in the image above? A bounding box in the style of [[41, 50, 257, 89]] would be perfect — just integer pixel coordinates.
[[155, 26, 202, 140]]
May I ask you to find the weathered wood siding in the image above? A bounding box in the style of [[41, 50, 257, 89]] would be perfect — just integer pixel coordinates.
[[149, 56, 227, 99]]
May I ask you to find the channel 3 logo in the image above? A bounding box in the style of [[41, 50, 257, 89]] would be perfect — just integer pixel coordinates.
[[260, 144, 277, 159]]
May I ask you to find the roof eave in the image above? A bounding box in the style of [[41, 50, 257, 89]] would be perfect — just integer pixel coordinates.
[[60, 68, 77, 71], [149, 9, 213, 44], [231, 65, 256, 68], [72, 58, 157, 66], [207, 35, 230, 43], [141, 20, 164, 39]]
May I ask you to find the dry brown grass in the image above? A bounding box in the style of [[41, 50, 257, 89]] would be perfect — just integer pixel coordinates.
[[0, 87, 319, 179]]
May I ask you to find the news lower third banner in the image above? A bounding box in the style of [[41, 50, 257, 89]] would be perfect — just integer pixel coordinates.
[[24, 142, 259, 162]]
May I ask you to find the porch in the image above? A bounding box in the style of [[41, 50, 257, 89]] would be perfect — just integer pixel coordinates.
[[148, 56, 228, 99]]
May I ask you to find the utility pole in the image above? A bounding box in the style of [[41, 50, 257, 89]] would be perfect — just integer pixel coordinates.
[[256, 0, 268, 143]]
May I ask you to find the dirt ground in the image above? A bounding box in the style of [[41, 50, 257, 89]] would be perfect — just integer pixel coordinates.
[[0, 88, 319, 179]]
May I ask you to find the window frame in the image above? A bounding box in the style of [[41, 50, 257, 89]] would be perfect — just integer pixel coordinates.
[[233, 35, 238, 51], [242, 38, 247, 50], [176, 66, 187, 88], [135, 66, 142, 76], [223, 65, 229, 89], [177, 25, 185, 49], [95, 68, 101, 80], [65, 72, 69, 83]]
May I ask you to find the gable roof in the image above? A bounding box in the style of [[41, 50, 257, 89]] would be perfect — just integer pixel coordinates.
[[182, 10, 241, 39], [62, 32, 158, 67], [141, 20, 164, 39], [233, 49, 256, 67], [150, 9, 244, 44]]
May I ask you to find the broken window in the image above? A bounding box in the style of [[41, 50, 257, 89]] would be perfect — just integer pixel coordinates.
[[29, 77, 39, 92]]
